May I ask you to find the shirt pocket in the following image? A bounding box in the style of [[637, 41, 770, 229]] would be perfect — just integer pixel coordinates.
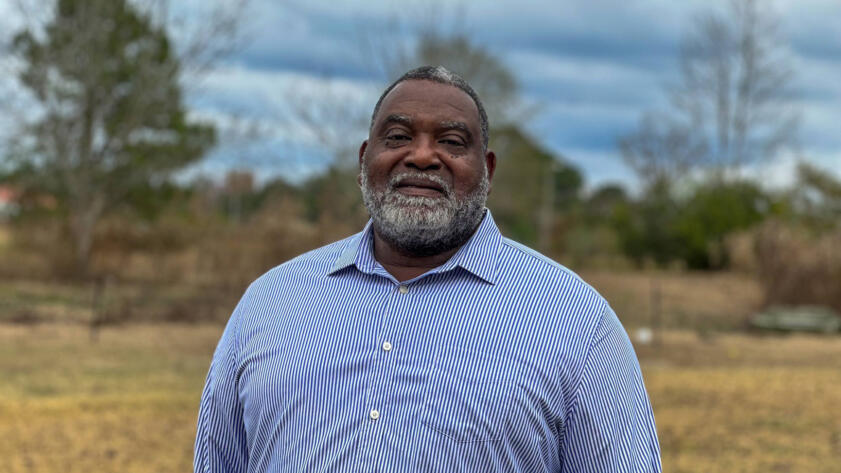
[[420, 347, 516, 443]]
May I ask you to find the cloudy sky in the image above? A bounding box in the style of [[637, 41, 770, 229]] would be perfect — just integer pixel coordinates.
[[3, 0, 840, 190]]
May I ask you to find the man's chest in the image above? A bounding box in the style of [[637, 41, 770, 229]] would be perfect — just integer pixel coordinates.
[[235, 282, 572, 472]]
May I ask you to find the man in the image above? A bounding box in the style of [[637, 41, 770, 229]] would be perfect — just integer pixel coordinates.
[[194, 66, 661, 472]]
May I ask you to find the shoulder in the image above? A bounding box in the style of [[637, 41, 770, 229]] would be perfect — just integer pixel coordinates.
[[492, 237, 613, 357], [491, 239, 625, 411], [496, 237, 607, 311], [237, 234, 357, 307]]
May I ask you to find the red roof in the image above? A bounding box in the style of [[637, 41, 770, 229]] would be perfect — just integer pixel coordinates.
[[0, 186, 18, 204]]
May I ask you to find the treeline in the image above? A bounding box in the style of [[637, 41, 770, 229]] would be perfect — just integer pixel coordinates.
[[3, 131, 841, 318], [8, 133, 840, 278], [2, 0, 841, 320]]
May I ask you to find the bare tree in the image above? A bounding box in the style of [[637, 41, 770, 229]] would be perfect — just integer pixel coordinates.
[[139, 0, 251, 80], [360, 5, 526, 130], [394, 32, 523, 129], [619, 113, 707, 189], [284, 76, 373, 169], [620, 0, 798, 186], [792, 162, 841, 227]]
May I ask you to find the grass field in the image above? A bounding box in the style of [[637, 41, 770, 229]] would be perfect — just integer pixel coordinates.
[[1, 272, 840, 472], [1, 324, 214, 472], [638, 331, 841, 472], [0, 270, 761, 329]]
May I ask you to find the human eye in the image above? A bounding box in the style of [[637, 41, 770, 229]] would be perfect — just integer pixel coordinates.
[[384, 129, 411, 147], [439, 135, 467, 151], [441, 138, 465, 146]]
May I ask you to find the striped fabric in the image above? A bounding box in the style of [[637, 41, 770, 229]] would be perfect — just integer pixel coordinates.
[[194, 210, 661, 472]]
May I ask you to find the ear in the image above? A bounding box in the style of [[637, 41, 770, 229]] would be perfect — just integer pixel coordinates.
[[485, 149, 497, 191], [357, 140, 368, 186], [358, 140, 368, 166]]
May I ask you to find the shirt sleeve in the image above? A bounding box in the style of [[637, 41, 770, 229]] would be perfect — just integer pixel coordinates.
[[194, 304, 249, 473], [560, 304, 661, 473]]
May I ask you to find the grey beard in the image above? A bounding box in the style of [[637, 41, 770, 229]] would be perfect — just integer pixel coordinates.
[[360, 167, 489, 257]]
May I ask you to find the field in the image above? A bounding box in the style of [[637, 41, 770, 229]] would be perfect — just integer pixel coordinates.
[[2, 272, 840, 472], [1, 323, 214, 472]]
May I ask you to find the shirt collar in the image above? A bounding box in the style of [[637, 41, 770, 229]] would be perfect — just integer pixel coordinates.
[[328, 209, 502, 284]]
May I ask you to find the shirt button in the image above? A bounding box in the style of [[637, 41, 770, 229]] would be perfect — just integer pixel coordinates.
[[382, 341, 392, 352], [369, 409, 380, 421], [398, 285, 409, 294]]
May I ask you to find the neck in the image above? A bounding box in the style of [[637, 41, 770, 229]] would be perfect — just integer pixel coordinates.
[[372, 230, 460, 282]]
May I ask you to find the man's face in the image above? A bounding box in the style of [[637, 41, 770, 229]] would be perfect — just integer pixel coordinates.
[[359, 79, 496, 257]]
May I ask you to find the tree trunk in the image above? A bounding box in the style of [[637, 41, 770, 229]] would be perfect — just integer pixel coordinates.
[[69, 194, 106, 278]]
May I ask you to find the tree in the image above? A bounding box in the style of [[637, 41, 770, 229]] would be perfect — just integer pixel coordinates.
[[6, 0, 216, 276], [618, 113, 706, 190], [381, 32, 524, 129], [790, 162, 841, 229], [489, 126, 582, 251], [360, 4, 523, 127], [620, 0, 798, 187], [673, 180, 769, 269], [612, 180, 772, 270], [611, 180, 684, 268]]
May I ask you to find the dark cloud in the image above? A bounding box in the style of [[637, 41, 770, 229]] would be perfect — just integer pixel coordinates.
[[194, 0, 841, 186], [531, 105, 636, 152], [784, 1, 841, 62]]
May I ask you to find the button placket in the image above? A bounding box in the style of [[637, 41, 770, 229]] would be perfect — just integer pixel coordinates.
[[358, 281, 409, 469], [380, 282, 408, 359]]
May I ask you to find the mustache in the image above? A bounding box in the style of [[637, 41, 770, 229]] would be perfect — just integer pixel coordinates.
[[387, 172, 452, 197]]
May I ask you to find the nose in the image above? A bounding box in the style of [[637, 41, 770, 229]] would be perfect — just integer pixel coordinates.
[[403, 136, 441, 171]]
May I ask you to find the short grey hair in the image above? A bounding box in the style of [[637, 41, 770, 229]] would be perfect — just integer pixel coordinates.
[[369, 66, 490, 151]]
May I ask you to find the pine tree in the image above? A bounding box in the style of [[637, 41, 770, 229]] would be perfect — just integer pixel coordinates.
[[10, 0, 215, 276]]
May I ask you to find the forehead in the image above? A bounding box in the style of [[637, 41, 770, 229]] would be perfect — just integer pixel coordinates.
[[374, 80, 481, 130]]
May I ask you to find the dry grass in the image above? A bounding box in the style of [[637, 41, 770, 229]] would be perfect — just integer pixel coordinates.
[[582, 270, 763, 331], [1, 271, 840, 472], [0, 279, 240, 324], [0, 324, 219, 473], [754, 222, 841, 313], [0, 224, 11, 249], [1, 323, 840, 472], [639, 331, 841, 472], [0, 270, 763, 329]]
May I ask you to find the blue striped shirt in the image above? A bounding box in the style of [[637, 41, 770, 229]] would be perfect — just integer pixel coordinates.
[[194, 211, 661, 472]]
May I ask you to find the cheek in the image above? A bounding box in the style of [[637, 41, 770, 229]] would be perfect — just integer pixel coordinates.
[[452, 164, 486, 189], [364, 153, 396, 177], [361, 164, 390, 190]]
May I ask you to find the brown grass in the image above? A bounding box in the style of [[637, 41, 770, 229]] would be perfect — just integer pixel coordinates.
[[0, 224, 11, 249], [0, 324, 219, 473], [1, 322, 840, 472], [638, 331, 841, 472], [0, 279, 241, 324], [754, 222, 841, 313], [582, 270, 763, 331], [1, 271, 839, 472], [2, 269, 764, 328]]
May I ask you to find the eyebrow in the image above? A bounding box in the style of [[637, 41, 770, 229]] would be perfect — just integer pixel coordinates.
[[439, 120, 473, 142], [382, 114, 413, 128], [439, 120, 471, 135]]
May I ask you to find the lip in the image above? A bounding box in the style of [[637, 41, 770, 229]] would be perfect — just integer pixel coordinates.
[[394, 177, 446, 197]]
